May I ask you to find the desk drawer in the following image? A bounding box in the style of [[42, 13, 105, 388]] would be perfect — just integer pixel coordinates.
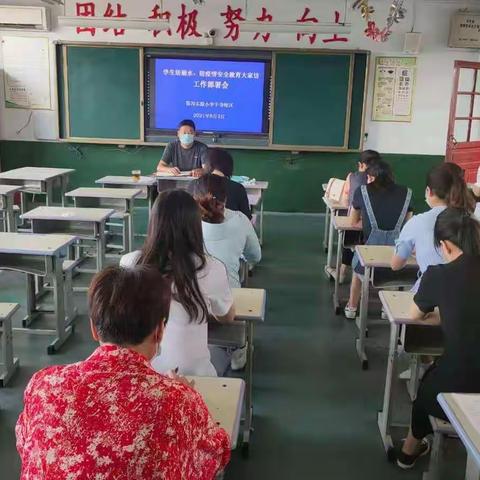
[[403, 324, 444, 355], [30, 219, 97, 237], [74, 197, 127, 212]]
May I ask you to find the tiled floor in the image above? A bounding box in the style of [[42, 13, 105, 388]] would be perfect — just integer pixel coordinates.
[[0, 215, 464, 479]]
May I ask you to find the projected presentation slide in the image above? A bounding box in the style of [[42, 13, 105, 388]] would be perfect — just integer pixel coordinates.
[[153, 58, 267, 134]]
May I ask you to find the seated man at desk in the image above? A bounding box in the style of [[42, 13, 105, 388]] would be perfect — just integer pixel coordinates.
[[156, 119, 208, 177]]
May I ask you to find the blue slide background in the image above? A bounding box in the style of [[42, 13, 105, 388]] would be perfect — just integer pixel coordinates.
[[153, 58, 266, 133]]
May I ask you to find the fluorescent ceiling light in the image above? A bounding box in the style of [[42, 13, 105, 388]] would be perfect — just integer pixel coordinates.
[[57, 16, 170, 31], [241, 21, 351, 34]]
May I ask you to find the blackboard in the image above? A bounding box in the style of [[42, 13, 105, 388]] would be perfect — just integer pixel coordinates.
[[58, 46, 367, 150], [272, 52, 367, 150], [63, 46, 141, 141]]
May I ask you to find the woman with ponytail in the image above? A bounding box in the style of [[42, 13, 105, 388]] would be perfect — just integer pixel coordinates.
[[397, 208, 480, 469], [191, 174, 261, 289], [391, 162, 475, 291], [191, 174, 261, 372]]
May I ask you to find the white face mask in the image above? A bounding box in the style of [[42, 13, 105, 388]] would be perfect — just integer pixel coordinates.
[[151, 341, 161, 364], [151, 326, 163, 362], [179, 133, 194, 146], [425, 187, 432, 208]]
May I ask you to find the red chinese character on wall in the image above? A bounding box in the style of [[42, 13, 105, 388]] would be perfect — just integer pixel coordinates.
[[149, 5, 171, 37], [177, 3, 202, 40], [296, 7, 318, 45], [253, 7, 273, 43], [220, 5, 245, 41], [322, 11, 349, 44], [76, 2, 95, 36], [103, 3, 127, 36]]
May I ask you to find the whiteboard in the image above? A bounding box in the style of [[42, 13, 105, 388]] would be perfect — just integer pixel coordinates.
[[1, 36, 52, 109]]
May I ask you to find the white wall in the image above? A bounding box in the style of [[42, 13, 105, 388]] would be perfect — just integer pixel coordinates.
[[0, 0, 479, 155]]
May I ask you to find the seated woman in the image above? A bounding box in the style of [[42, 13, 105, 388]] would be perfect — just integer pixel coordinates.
[[397, 208, 480, 469], [339, 149, 380, 283], [391, 162, 475, 291], [16, 266, 230, 479], [191, 174, 261, 372], [191, 173, 261, 288], [344, 159, 413, 319], [205, 147, 252, 219], [121, 190, 235, 377]]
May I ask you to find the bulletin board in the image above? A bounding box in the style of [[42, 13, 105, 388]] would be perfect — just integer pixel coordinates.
[[2, 36, 52, 109], [372, 56, 416, 123]]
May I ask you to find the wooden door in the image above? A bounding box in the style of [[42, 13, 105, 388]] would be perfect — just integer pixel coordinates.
[[446, 61, 480, 183]]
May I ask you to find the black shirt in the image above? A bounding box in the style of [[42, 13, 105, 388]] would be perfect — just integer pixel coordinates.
[[161, 140, 208, 171], [226, 178, 251, 220], [415, 254, 480, 378], [352, 183, 413, 238]]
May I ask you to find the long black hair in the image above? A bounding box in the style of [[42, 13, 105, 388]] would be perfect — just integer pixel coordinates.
[[366, 158, 395, 190], [427, 163, 475, 213], [359, 149, 380, 167], [137, 189, 209, 322], [205, 148, 234, 178], [434, 207, 480, 256]]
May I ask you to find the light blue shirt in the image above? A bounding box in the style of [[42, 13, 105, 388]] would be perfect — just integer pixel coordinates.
[[394, 205, 446, 291], [202, 209, 261, 288]]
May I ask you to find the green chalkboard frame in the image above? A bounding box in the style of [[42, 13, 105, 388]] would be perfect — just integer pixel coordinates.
[[62, 45, 143, 143], [58, 44, 368, 152], [270, 51, 368, 152]]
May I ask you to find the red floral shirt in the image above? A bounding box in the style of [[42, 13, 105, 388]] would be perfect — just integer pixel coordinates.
[[16, 345, 230, 479]]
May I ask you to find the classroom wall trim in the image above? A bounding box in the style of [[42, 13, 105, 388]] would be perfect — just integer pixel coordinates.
[[0, 140, 443, 215]]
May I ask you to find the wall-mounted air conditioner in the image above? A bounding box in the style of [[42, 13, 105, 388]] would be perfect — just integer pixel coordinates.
[[0, 6, 50, 31]]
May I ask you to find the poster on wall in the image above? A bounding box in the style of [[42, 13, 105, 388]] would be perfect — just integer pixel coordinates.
[[449, 12, 480, 49], [1, 36, 52, 109], [372, 56, 416, 123]]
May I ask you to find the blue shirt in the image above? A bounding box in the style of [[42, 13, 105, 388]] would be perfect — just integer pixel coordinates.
[[202, 209, 261, 288], [395, 205, 446, 291]]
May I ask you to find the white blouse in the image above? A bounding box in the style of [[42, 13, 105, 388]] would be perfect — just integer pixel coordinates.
[[120, 252, 233, 377]]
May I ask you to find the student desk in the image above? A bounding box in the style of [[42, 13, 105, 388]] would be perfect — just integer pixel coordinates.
[[189, 376, 245, 450], [21, 206, 115, 272], [208, 287, 266, 456], [355, 246, 418, 370], [323, 196, 349, 278], [243, 181, 268, 245], [0, 302, 19, 386], [321, 184, 329, 250], [377, 291, 443, 455], [438, 393, 480, 480], [155, 174, 269, 244], [0, 232, 77, 354], [0, 167, 74, 216], [65, 188, 142, 253], [0, 185, 21, 232], [331, 216, 362, 313], [95, 176, 158, 216]]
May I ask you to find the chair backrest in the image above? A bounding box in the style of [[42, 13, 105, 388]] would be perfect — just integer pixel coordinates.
[[325, 178, 346, 202]]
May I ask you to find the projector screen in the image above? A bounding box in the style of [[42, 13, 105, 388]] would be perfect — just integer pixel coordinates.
[[146, 57, 270, 135]]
